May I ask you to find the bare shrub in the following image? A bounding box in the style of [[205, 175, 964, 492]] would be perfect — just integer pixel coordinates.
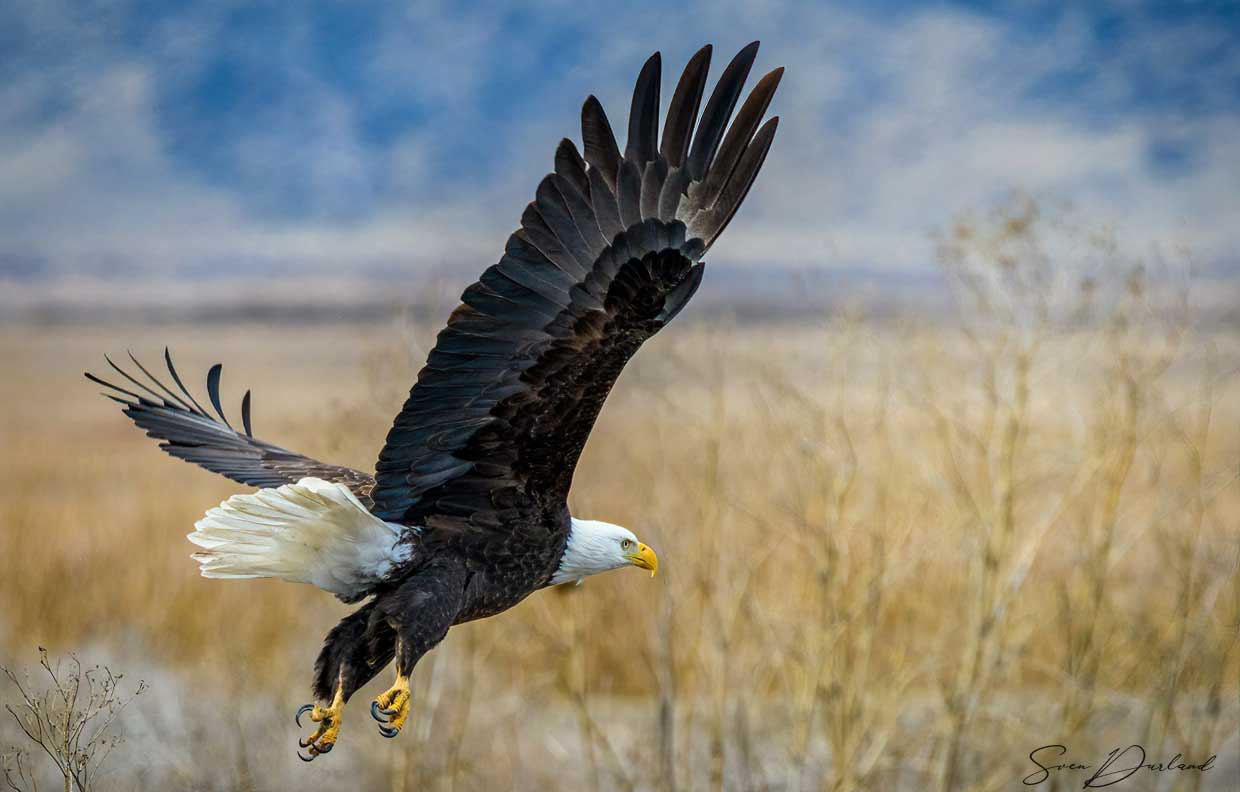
[[1, 649, 146, 792]]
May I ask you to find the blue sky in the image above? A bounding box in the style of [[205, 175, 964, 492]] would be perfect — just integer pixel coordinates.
[[1, 0, 1237, 285]]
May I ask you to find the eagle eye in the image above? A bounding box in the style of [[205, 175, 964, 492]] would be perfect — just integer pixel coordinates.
[[620, 538, 633, 551]]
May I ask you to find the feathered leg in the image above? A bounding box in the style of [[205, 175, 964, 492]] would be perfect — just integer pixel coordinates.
[[368, 561, 466, 739], [296, 600, 396, 760]]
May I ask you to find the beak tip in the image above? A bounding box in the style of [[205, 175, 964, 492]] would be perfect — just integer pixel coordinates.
[[630, 543, 659, 577]]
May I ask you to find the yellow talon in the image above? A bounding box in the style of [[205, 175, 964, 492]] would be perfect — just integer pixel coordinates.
[[296, 686, 345, 760], [371, 673, 411, 738]]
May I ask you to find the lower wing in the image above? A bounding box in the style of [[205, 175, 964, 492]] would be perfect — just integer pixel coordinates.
[[86, 349, 375, 506]]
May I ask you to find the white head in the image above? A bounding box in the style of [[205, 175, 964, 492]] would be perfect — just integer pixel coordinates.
[[550, 518, 659, 586]]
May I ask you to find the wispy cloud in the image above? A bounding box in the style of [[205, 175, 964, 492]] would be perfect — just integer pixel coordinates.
[[0, 0, 1235, 288]]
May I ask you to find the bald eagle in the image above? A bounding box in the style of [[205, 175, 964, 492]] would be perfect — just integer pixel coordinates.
[[87, 42, 781, 759]]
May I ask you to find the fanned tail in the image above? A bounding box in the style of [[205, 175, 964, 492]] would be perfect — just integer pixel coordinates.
[[189, 477, 411, 601]]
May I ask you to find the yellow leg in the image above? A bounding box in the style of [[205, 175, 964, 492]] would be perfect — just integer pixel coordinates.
[[296, 682, 345, 761], [370, 673, 411, 738]]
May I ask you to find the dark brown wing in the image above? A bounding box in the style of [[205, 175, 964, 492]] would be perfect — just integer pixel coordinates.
[[370, 43, 781, 527], [88, 350, 375, 506]]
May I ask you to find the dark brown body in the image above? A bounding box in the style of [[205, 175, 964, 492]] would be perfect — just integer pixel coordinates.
[[310, 501, 572, 701]]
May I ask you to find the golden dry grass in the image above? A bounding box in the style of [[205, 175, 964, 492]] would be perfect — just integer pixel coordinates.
[[1, 210, 1238, 790]]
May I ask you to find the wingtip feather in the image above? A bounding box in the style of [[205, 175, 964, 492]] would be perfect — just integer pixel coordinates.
[[206, 363, 232, 428], [626, 51, 662, 167]]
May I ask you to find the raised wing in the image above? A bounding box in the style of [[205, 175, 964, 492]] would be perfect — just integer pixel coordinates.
[[88, 350, 375, 505], [371, 43, 781, 528]]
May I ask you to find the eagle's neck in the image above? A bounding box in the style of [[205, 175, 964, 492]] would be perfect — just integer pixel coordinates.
[[549, 518, 629, 586]]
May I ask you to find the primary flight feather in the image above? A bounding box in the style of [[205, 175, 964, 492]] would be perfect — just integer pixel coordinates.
[[87, 42, 781, 759]]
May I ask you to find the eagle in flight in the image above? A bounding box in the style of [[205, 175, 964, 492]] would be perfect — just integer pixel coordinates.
[[88, 42, 781, 760]]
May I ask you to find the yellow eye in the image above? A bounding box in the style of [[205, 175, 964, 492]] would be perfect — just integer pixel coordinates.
[[621, 539, 633, 551]]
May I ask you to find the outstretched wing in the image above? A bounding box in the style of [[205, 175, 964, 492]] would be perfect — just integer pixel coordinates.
[[87, 350, 375, 505], [371, 42, 781, 528]]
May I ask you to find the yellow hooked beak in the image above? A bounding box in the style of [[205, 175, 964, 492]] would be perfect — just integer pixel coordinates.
[[627, 542, 659, 577]]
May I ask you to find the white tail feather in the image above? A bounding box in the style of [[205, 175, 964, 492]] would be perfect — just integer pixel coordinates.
[[188, 477, 411, 598]]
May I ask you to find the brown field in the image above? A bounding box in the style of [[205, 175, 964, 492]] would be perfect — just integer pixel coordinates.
[[1, 218, 1238, 791]]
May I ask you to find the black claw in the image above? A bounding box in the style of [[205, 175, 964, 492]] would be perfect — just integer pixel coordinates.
[[380, 707, 398, 717], [378, 725, 398, 739], [318, 743, 333, 754], [370, 700, 386, 722], [297, 750, 316, 763], [295, 704, 314, 728], [298, 736, 315, 748]]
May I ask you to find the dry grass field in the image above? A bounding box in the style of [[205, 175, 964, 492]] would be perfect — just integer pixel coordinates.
[[1, 211, 1238, 791]]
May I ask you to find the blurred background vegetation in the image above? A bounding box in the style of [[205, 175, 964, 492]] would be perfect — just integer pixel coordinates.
[[1, 197, 1236, 790]]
